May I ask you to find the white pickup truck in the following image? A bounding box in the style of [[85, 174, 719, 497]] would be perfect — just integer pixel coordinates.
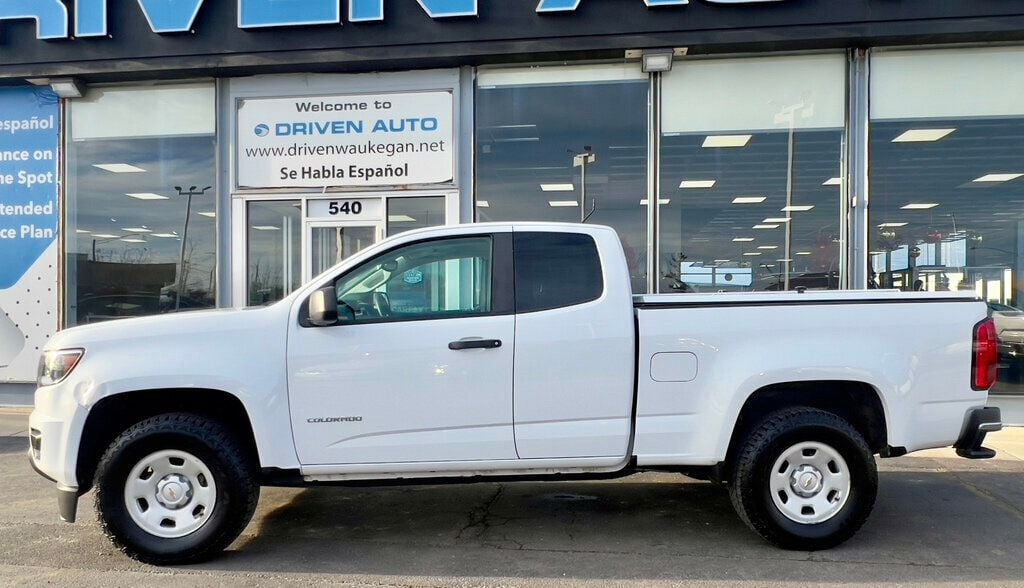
[[30, 223, 1003, 564]]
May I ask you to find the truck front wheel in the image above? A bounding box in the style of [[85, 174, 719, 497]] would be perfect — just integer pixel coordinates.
[[728, 407, 877, 550], [93, 413, 260, 564]]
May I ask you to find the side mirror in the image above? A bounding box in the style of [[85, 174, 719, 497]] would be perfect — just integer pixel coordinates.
[[308, 287, 339, 327]]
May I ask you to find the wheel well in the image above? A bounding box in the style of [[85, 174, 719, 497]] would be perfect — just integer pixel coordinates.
[[76, 389, 259, 494], [724, 381, 888, 470]]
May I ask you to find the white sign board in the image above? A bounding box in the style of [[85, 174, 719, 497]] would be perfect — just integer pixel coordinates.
[[237, 91, 454, 189]]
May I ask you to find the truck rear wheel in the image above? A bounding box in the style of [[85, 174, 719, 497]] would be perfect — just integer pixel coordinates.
[[728, 407, 877, 550], [94, 413, 259, 564]]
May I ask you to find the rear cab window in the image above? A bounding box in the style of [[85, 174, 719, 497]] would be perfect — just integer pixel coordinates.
[[514, 232, 603, 313]]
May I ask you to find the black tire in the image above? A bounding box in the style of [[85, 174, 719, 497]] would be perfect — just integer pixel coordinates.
[[728, 407, 877, 550], [94, 413, 260, 565]]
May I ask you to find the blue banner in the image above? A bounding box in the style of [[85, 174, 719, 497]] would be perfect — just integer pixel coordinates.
[[0, 87, 60, 290]]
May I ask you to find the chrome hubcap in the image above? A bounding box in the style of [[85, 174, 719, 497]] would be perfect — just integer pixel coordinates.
[[769, 441, 851, 525], [124, 449, 217, 539]]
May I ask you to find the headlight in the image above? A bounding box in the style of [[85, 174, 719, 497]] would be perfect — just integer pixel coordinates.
[[37, 349, 85, 387]]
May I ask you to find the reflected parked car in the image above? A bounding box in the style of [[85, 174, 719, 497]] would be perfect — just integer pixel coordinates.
[[77, 292, 211, 324], [988, 302, 1024, 393]]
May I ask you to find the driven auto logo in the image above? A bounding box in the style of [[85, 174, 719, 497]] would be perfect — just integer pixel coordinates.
[[1, 0, 792, 41], [254, 124, 270, 138]]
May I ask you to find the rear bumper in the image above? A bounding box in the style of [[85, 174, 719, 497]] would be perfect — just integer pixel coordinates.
[[954, 406, 1002, 459]]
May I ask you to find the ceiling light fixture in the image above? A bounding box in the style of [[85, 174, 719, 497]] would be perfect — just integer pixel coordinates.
[[679, 180, 717, 189], [763, 217, 792, 223], [640, 199, 671, 205], [126, 192, 169, 200], [878, 222, 908, 228], [782, 205, 815, 212], [151, 233, 179, 238], [758, 246, 779, 250], [93, 163, 146, 174], [119, 238, 147, 243], [901, 203, 939, 210], [743, 252, 762, 256], [476, 201, 490, 208], [250, 226, 281, 232], [196, 212, 216, 218], [548, 201, 579, 207], [91, 233, 120, 239], [733, 237, 755, 242], [823, 177, 842, 186], [703, 135, 752, 148], [121, 227, 152, 233], [753, 224, 780, 230], [733, 196, 767, 204], [973, 173, 1024, 183], [541, 184, 575, 192], [892, 128, 956, 143]]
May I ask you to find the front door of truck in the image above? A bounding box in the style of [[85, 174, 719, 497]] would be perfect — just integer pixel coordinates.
[[287, 229, 517, 465]]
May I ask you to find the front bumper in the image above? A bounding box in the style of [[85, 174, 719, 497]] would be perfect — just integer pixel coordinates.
[[954, 406, 1002, 459], [28, 455, 79, 523], [29, 382, 88, 523]]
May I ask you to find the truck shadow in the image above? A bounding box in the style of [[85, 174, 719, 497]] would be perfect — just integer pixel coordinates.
[[192, 469, 1024, 583]]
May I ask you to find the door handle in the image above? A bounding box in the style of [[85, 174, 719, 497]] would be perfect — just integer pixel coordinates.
[[448, 339, 502, 351]]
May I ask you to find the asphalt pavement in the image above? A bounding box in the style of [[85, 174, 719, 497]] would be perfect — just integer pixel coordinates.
[[2, 408, 1023, 587]]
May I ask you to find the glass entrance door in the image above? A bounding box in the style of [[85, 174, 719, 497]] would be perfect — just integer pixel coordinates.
[[239, 193, 459, 308], [308, 223, 382, 280]]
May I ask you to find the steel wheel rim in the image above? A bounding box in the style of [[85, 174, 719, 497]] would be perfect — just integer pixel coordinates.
[[769, 441, 851, 525], [123, 449, 217, 539]]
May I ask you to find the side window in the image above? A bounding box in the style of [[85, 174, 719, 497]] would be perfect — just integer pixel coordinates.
[[334, 237, 492, 323], [514, 232, 603, 313]]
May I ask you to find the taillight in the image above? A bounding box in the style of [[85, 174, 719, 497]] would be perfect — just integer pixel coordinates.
[[972, 318, 999, 391]]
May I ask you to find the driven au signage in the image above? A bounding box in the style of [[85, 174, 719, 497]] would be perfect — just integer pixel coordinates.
[[237, 91, 453, 189], [0, 0, 789, 40]]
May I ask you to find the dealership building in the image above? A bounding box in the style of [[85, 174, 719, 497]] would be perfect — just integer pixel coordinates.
[[2, 1, 1024, 403]]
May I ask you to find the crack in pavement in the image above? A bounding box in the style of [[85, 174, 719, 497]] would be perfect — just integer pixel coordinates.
[[455, 485, 505, 541], [453, 485, 525, 551]]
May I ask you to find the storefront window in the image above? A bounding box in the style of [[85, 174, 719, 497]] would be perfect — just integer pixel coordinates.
[[65, 83, 217, 325], [476, 64, 650, 293], [387, 196, 446, 236], [870, 47, 1024, 394], [658, 54, 847, 293], [247, 200, 301, 305]]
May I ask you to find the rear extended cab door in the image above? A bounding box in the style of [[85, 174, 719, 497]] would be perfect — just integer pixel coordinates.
[[511, 225, 637, 459]]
